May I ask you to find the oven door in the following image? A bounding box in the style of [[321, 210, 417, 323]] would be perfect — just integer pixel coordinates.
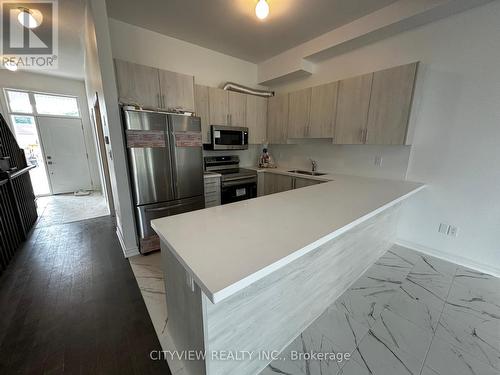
[[211, 126, 248, 150], [221, 177, 257, 204]]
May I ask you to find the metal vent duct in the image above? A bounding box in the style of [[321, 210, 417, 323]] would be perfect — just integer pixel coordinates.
[[222, 82, 274, 98]]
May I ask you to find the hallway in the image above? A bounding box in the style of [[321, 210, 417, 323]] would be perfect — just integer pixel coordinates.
[[35, 192, 109, 228], [0, 216, 171, 374]]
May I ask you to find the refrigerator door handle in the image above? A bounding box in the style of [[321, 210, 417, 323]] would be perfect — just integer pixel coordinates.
[[144, 203, 186, 212]]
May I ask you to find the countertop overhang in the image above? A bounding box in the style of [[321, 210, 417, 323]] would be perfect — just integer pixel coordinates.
[[152, 170, 425, 304]]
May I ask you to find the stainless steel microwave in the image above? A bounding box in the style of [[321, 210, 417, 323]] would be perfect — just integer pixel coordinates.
[[210, 125, 248, 150]]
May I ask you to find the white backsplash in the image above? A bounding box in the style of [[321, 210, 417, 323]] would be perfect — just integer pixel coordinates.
[[268, 144, 411, 180]]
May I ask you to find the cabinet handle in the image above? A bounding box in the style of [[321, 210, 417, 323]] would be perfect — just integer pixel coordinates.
[[157, 94, 160, 108], [359, 129, 364, 143], [162, 94, 165, 109], [363, 129, 368, 143]]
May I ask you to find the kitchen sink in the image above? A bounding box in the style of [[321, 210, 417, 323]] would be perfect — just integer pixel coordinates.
[[287, 170, 327, 176]]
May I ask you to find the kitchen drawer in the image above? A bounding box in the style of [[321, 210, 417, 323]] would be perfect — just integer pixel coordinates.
[[204, 184, 220, 194]]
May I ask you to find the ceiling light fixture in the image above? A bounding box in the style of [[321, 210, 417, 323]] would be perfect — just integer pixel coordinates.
[[255, 0, 269, 20], [17, 7, 43, 29]]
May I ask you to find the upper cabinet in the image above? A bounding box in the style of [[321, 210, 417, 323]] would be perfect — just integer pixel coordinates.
[[267, 94, 289, 144], [228, 91, 247, 127], [365, 63, 418, 145], [114, 59, 161, 109], [309, 82, 338, 138], [246, 95, 267, 145], [194, 85, 210, 143], [158, 69, 195, 112], [208, 87, 229, 126], [195, 85, 267, 144], [287, 88, 311, 138], [114, 59, 195, 112], [334, 73, 373, 145]]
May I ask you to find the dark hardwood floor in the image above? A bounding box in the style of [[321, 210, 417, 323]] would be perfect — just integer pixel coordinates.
[[0, 216, 171, 375]]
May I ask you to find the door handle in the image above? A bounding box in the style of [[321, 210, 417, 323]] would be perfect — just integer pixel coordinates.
[[145, 203, 186, 213]]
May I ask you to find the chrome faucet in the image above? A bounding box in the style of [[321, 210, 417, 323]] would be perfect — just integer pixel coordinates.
[[310, 158, 318, 172]]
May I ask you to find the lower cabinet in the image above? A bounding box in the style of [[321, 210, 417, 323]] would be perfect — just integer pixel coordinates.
[[262, 172, 326, 196], [204, 175, 221, 207], [263, 173, 293, 196], [294, 177, 323, 189]]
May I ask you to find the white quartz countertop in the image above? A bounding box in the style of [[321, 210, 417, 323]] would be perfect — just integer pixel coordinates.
[[152, 170, 424, 304]]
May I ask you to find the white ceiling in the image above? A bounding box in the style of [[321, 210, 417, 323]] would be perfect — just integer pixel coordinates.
[[106, 0, 399, 63]]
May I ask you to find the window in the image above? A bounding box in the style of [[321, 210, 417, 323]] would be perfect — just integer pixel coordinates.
[[6, 90, 33, 113], [4, 89, 80, 117], [34, 93, 80, 117]]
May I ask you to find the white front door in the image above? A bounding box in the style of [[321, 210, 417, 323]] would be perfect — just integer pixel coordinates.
[[37, 117, 92, 194]]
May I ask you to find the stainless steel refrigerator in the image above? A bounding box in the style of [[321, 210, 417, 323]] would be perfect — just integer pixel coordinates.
[[123, 109, 205, 253]]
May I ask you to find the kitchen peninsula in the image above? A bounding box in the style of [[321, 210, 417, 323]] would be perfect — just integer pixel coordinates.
[[151, 171, 424, 375]]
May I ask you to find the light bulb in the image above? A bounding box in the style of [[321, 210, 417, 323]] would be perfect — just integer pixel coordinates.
[[4, 61, 18, 72], [255, 0, 269, 20], [17, 8, 43, 29]]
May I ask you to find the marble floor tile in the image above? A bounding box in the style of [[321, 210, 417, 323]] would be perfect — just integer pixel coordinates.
[[260, 330, 347, 375], [352, 308, 433, 374], [420, 365, 440, 375], [35, 192, 109, 228], [335, 281, 398, 328], [436, 307, 500, 370], [350, 329, 423, 375], [404, 254, 456, 308], [364, 251, 414, 281], [127, 245, 500, 375], [398, 277, 447, 313], [383, 287, 442, 332], [453, 266, 500, 296], [334, 260, 406, 329], [444, 281, 500, 337], [387, 245, 424, 267], [335, 358, 371, 375], [424, 336, 499, 375]]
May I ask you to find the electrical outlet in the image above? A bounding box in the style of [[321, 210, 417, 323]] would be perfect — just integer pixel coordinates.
[[438, 223, 449, 234], [374, 155, 383, 167], [448, 225, 459, 237]]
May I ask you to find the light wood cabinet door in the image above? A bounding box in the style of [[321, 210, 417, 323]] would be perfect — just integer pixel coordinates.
[[309, 82, 338, 138], [267, 94, 289, 144], [334, 73, 373, 144], [114, 59, 160, 109], [158, 69, 195, 111], [287, 88, 311, 138], [264, 173, 293, 195], [246, 95, 267, 144], [365, 63, 417, 145], [208, 87, 229, 125], [294, 177, 323, 189], [195, 85, 210, 143], [228, 91, 246, 126]]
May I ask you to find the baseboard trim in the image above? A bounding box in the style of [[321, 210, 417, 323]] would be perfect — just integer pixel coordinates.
[[116, 227, 140, 258], [395, 239, 500, 278]]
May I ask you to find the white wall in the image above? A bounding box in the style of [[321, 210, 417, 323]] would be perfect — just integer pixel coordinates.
[[268, 1, 500, 274], [0, 70, 101, 191], [108, 19, 260, 88], [84, 0, 139, 257]]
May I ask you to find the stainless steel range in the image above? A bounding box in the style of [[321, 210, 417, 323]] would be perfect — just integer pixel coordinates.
[[204, 156, 257, 204]]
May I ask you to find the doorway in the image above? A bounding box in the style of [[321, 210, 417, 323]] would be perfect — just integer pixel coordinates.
[[4, 88, 110, 224], [37, 116, 92, 194]]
